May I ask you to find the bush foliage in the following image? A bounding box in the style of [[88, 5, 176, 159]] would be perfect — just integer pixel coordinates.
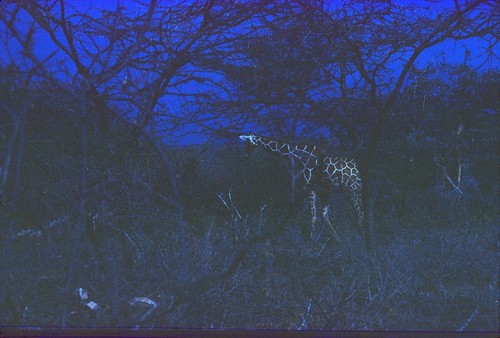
[[0, 74, 498, 331]]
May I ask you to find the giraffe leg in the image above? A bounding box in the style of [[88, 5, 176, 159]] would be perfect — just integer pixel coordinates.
[[348, 187, 363, 229], [309, 190, 317, 238], [322, 205, 341, 242]]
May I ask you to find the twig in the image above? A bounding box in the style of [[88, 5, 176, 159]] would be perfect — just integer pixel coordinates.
[[458, 305, 479, 331], [316, 237, 331, 257], [12, 228, 41, 240], [434, 158, 463, 195], [228, 189, 242, 219], [129, 297, 157, 328], [112, 226, 141, 258], [443, 171, 463, 195], [217, 189, 242, 219], [298, 298, 313, 330], [217, 192, 231, 210]]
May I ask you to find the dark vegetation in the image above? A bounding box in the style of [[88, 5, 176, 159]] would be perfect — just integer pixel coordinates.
[[0, 71, 498, 330], [0, 0, 498, 332]]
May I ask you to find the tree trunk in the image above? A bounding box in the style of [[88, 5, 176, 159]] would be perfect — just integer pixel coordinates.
[[61, 90, 90, 327], [289, 157, 297, 204], [363, 171, 379, 253]]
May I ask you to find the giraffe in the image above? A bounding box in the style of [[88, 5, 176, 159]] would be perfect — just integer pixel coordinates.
[[239, 134, 363, 237]]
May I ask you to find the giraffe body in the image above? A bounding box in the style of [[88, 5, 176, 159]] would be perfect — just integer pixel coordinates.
[[239, 134, 364, 233]]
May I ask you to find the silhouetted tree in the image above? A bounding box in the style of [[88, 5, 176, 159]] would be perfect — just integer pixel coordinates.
[[194, 0, 497, 250]]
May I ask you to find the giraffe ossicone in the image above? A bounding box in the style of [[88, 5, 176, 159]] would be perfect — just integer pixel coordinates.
[[239, 133, 363, 234]]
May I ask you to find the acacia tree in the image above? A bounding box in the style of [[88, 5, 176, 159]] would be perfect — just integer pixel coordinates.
[[324, 0, 497, 250], [0, 0, 271, 325], [192, 3, 340, 202], [396, 64, 499, 192], [192, 2, 335, 137], [0, 66, 34, 212], [195, 0, 497, 251]]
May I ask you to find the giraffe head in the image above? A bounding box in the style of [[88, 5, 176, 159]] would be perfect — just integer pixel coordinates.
[[239, 134, 258, 157], [239, 134, 257, 144]]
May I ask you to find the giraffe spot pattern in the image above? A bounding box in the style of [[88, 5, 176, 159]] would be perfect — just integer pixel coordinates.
[[239, 134, 363, 225]]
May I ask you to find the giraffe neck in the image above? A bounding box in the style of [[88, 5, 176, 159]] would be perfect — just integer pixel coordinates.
[[242, 134, 321, 184], [250, 135, 320, 160]]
